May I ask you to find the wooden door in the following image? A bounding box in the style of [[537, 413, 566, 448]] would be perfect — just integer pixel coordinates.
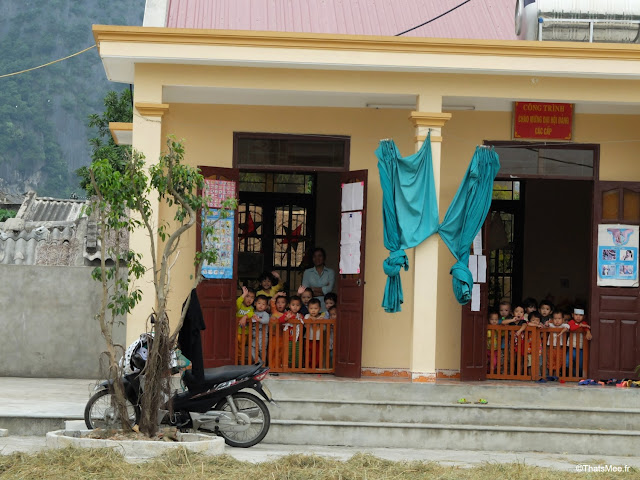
[[591, 181, 640, 379], [335, 170, 367, 378], [460, 222, 489, 381], [196, 166, 239, 368]]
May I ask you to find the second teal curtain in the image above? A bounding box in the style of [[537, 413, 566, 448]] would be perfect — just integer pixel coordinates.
[[376, 136, 500, 311]]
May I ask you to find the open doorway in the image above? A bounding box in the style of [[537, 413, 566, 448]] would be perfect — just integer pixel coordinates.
[[488, 178, 592, 312], [460, 142, 597, 381], [236, 171, 341, 294], [205, 132, 368, 377]]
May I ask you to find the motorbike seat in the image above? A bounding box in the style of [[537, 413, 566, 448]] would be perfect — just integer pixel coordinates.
[[185, 363, 263, 390], [203, 364, 262, 385]]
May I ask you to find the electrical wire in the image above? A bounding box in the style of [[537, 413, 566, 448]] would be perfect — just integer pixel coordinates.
[[0, 45, 96, 79], [395, 0, 473, 36]]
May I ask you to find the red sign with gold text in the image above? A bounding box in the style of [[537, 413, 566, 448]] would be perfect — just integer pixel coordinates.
[[513, 102, 573, 140]]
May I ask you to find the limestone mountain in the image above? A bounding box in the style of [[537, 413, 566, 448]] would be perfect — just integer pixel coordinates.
[[0, 0, 144, 198]]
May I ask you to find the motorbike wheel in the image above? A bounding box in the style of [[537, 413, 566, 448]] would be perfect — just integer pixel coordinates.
[[84, 389, 140, 430], [214, 392, 271, 448]]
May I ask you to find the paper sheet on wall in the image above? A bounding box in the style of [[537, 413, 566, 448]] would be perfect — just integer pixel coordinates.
[[471, 284, 481, 312], [341, 181, 364, 212], [468, 255, 478, 283], [339, 243, 361, 274], [477, 255, 487, 283], [341, 212, 362, 245], [473, 231, 483, 255]]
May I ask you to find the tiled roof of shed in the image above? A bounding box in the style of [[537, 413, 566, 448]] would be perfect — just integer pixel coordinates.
[[165, 0, 517, 40], [0, 192, 88, 266], [0, 226, 76, 265], [0, 190, 24, 206], [21, 197, 86, 222]]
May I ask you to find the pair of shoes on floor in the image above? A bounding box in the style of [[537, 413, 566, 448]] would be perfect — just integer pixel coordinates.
[[457, 398, 488, 404], [578, 379, 599, 385]]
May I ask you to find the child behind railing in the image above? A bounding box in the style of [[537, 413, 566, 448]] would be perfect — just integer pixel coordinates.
[[567, 307, 592, 377], [516, 311, 543, 376], [545, 310, 570, 376], [487, 311, 500, 373], [305, 298, 324, 369], [251, 295, 270, 363]]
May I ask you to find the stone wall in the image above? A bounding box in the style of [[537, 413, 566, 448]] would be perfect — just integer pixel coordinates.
[[0, 264, 126, 378]]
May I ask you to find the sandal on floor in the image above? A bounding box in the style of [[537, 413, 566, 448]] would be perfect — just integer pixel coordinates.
[[546, 376, 559, 382], [457, 398, 471, 404], [536, 378, 547, 383], [475, 399, 488, 404]]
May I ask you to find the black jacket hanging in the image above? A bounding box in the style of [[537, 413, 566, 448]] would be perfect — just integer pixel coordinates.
[[178, 288, 206, 382]]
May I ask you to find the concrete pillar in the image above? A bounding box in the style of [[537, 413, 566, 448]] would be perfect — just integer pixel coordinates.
[[127, 80, 169, 344], [409, 95, 451, 382]]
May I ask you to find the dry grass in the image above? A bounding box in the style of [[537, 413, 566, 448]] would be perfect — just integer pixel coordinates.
[[0, 448, 638, 480]]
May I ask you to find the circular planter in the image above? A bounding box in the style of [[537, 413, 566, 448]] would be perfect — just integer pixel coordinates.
[[46, 430, 224, 459]]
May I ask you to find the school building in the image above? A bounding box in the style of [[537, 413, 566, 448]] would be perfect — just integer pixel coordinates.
[[93, 0, 640, 382]]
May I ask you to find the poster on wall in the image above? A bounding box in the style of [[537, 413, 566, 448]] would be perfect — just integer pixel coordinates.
[[204, 178, 236, 208], [597, 224, 639, 287], [201, 209, 234, 279]]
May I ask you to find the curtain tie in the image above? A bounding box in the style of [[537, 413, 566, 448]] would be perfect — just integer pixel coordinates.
[[450, 260, 474, 305], [383, 249, 408, 277]]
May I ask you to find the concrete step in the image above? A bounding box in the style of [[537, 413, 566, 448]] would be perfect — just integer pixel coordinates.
[[263, 377, 640, 408], [264, 419, 640, 456], [269, 398, 640, 431], [0, 415, 79, 436]]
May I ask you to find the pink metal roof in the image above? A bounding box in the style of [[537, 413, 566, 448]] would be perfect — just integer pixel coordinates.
[[166, 0, 517, 40]]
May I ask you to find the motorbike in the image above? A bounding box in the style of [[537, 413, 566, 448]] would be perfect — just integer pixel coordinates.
[[84, 330, 276, 448]]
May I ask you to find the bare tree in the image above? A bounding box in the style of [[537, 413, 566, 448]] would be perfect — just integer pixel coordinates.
[[88, 137, 235, 437]]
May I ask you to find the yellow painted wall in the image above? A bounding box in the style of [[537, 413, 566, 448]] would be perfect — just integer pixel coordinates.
[[137, 106, 640, 373], [158, 103, 415, 370], [127, 59, 640, 372]]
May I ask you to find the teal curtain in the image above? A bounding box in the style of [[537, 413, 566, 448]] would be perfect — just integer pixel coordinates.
[[376, 136, 500, 312], [439, 146, 501, 304], [376, 133, 439, 313]]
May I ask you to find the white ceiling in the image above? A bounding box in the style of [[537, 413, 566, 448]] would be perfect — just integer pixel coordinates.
[[160, 86, 640, 114], [163, 86, 417, 109]]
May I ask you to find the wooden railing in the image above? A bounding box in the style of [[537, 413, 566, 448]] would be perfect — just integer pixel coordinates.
[[237, 318, 336, 373], [487, 325, 589, 381]]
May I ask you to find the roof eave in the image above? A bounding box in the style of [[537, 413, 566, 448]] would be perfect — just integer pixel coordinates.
[[92, 24, 640, 83]]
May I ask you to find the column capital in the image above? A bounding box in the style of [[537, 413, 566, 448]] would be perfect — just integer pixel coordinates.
[[135, 102, 170, 117], [409, 111, 452, 128]]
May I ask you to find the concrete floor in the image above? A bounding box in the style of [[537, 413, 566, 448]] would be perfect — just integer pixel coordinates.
[[2, 376, 639, 471]]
